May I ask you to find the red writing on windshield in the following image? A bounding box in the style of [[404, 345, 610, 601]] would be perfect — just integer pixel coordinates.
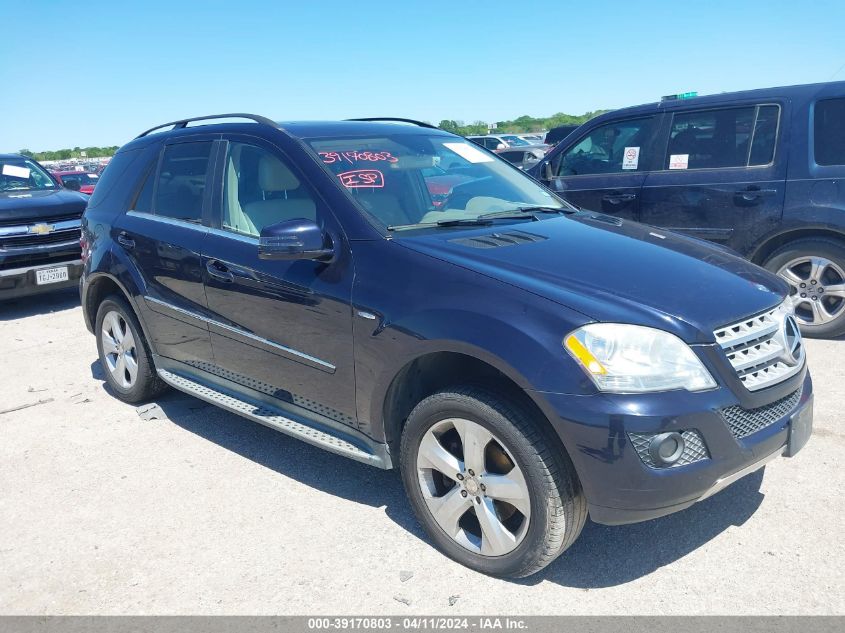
[[320, 151, 399, 165], [338, 169, 384, 188]]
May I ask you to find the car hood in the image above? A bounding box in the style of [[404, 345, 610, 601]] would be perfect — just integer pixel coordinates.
[[0, 188, 88, 222], [395, 213, 788, 343]]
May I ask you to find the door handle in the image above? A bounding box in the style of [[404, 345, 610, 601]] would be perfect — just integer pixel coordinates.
[[601, 192, 637, 205], [116, 232, 135, 249], [206, 260, 234, 283]]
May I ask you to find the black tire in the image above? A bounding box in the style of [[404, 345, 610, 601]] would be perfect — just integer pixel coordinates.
[[763, 238, 845, 338], [94, 294, 168, 403], [399, 387, 586, 578]]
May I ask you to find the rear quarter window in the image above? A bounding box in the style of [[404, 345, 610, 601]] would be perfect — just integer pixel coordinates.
[[85, 148, 144, 210], [814, 98, 845, 166]]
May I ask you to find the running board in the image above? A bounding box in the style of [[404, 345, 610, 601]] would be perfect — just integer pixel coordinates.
[[157, 368, 390, 468]]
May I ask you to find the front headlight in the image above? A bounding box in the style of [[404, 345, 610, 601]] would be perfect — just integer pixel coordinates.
[[564, 324, 717, 393]]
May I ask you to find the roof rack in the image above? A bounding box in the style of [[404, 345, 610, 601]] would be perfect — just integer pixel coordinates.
[[346, 117, 439, 130], [135, 113, 280, 139]]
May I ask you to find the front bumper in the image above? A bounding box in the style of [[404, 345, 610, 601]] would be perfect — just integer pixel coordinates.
[[538, 368, 813, 525], [0, 258, 83, 300]]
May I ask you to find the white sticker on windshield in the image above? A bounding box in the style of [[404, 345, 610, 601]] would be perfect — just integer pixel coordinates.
[[89, 173, 99, 178], [442, 142, 494, 163], [622, 146, 640, 170], [2, 164, 31, 179], [669, 154, 689, 170]]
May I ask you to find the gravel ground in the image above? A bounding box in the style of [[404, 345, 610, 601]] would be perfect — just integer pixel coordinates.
[[1, 289, 843, 615]]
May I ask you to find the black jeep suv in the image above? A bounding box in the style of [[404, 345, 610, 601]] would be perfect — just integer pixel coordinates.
[[80, 114, 812, 577], [1, 154, 88, 299]]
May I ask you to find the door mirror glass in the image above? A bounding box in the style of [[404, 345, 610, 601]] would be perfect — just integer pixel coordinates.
[[63, 179, 81, 191], [258, 218, 334, 261]]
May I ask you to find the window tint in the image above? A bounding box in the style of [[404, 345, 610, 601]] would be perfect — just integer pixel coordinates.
[[132, 160, 157, 213], [154, 142, 212, 222], [749, 105, 779, 166], [557, 117, 656, 176], [222, 142, 318, 237], [815, 98, 845, 166], [666, 105, 779, 170], [84, 148, 143, 209]]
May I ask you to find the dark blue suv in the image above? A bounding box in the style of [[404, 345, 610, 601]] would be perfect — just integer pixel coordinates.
[[530, 81, 845, 338], [80, 114, 813, 578]]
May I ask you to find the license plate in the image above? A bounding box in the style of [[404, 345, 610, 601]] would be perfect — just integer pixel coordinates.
[[787, 395, 813, 457], [35, 266, 69, 285]]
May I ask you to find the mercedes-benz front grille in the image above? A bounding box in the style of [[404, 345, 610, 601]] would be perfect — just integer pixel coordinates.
[[714, 302, 805, 392]]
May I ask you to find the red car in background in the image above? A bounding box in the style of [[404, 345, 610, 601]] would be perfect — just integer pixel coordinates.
[[51, 171, 100, 195]]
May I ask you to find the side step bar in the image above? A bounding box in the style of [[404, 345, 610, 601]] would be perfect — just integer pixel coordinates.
[[157, 369, 390, 468]]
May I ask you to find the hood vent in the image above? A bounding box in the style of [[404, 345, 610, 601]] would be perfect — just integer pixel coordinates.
[[449, 230, 546, 249]]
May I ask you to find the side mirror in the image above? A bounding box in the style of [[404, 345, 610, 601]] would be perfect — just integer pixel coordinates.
[[542, 161, 553, 181], [63, 180, 81, 191], [258, 218, 334, 262], [496, 143, 507, 150]]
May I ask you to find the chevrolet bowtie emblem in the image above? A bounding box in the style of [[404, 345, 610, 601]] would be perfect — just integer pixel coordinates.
[[29, 223, 55, 235]]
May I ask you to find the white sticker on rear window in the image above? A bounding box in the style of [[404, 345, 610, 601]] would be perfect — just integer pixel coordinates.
[[442, 142, 494, 163], [622, 146, 640, 170], [2, 164, 31, 179], [669, 154, 689, 170], [89, 173, 99, 178]]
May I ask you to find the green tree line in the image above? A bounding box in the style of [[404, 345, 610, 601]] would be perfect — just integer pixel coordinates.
[[15, 110, 606, 160], [437, 110, 608, 136], [17, 146, 119, 162]]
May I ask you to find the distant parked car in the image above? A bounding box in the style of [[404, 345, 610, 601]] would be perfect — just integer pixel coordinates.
[[544, 125, 580, 146], [498, 146, 547, 170], [530, 81, 845, 337], [518, 133, 547, 145], [467, 134, 532, 150], [52, 171, 100, 195]]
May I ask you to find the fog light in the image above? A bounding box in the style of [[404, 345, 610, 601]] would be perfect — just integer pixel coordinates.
[[648, 432, 686, 465]]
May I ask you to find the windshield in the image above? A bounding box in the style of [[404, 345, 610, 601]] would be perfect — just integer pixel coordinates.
[[307, 133, 570, 231], [0, 158, 57, 192], [501, 135, 530, 146]]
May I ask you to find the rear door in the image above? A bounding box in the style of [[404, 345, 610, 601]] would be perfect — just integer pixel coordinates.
[[639, 103, 787, 253], [115, 135, 218, 364], [200, 135, 358, 428], [538, 115, 661, 221]]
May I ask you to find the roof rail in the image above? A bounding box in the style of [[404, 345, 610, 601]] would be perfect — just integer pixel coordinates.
[[346, 117, 439, 130], [135, 113, 280, 139]]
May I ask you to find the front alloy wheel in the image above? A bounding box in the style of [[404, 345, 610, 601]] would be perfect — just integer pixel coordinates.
[[400, 387, 586, 578], [416, 418, 531, 556]]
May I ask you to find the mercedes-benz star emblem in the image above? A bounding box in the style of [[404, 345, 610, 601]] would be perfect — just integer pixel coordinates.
[[782, 314, 802, 364]]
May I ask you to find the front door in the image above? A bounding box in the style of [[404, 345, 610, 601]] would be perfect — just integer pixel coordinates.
[[201, 136, 358, 429], [539, 115, 660, 221], [639, 103, 787, 253], [115, 136, 218, 364]]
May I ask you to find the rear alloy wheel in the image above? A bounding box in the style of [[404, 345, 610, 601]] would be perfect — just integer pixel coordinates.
[[400, 387, 586, 578], [95, 295, 168, 403], [765, 239, 845, 338]]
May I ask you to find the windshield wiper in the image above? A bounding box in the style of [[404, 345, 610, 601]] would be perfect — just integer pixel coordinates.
[[477, 206, 574, 220]]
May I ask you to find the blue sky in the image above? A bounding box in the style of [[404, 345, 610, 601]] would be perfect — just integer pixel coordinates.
[[1, 0, 844, 152]]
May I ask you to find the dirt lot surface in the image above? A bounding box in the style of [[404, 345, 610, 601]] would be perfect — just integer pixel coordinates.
[[1, 290, 843, 614]]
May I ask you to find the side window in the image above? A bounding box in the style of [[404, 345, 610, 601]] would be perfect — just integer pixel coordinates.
[[556, 117, 656, 176], [131, 160, 157, 213], [666, 105, 779, 170], [154, 141, 212, 222], [222, 142, 318, 237], [815, 98, 845, 166], [500, 151, 524, 164]]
